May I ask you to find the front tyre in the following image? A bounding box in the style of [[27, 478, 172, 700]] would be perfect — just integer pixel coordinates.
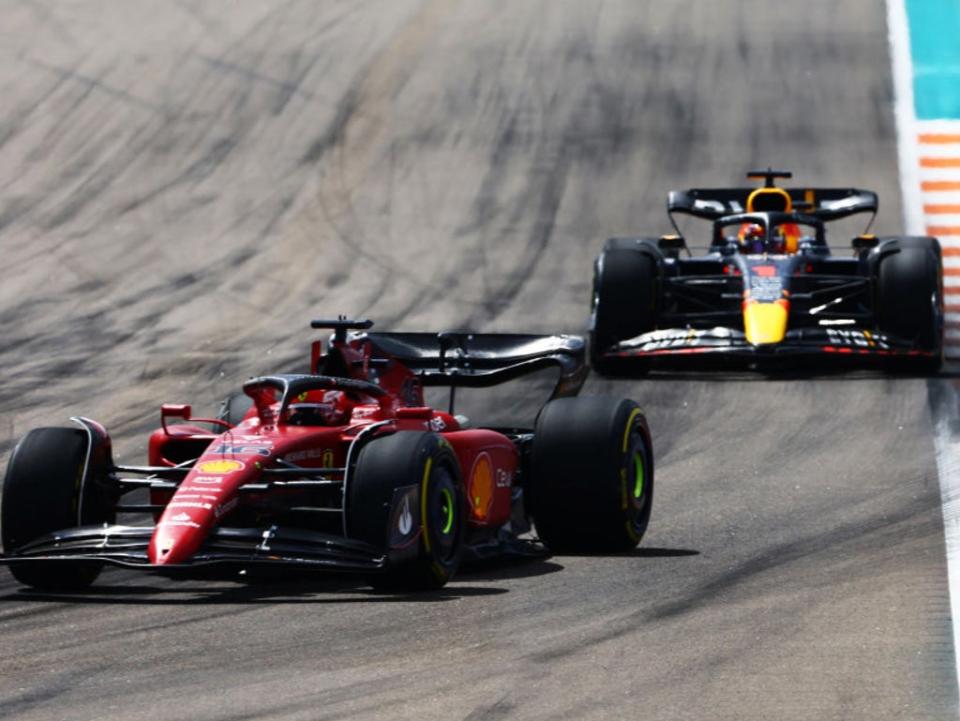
[[590, 245, 658, 376], [529, 397, 653, 552], [217, 392, 253, 427], [349, 431, 465, 590], [876, 238, 943, 373], [1, 428, 113, 590]]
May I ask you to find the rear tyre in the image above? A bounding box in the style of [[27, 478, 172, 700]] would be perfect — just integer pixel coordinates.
[[876, 239, 943, 374], [349, 432, 465, 591], [529, 397, 653, 552], [1, 428, 113, 590], [590, 246, 658, 376]]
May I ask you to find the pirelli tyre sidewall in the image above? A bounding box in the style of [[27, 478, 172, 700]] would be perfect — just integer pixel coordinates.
[[1, 427, 113, 590], [590, 239, 661, 374], [529, 397, 653, 553], [874, 237, 943, 372], [350, 431, 465, 591]]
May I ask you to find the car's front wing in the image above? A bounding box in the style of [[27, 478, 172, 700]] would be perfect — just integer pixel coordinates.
[[602, 326, 936, 361], [0, 524, 388, 573]]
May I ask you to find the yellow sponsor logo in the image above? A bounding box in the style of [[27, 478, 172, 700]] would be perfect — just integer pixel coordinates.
[[197, 459, 245, 474], [469, 453, 494, 521], [743, 300, 789, 345]]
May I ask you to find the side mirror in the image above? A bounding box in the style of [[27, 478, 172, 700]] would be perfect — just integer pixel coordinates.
[[852, 234, 878, 251], [160, 404, 192, 435], [720, 238, 739, 256], [658, 235, 685, 257], [658, 234, 685, 251]]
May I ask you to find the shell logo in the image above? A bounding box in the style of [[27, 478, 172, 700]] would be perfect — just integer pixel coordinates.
[[469, 453, 494, 521], [197, 459, 245, 474]]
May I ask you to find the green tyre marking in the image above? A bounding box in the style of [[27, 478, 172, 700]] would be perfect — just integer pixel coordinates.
[[633, 451, 645, 500], [439, 487, 455, 535]]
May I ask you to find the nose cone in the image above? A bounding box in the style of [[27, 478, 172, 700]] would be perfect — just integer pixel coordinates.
[[148, 453, 261, 566], [743, 299, 789, 345], [148, 511, 206, 565]]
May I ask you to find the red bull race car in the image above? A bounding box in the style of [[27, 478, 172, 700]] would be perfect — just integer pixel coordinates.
[[590, 169, 943, 374], [0, 319, 653, 592]]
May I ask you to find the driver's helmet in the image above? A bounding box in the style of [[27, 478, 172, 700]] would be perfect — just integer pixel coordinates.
[[770, 225, 791, 254], [286, 390, 348, 426], [775, 223, 801, 253], [737, 223, 766, 254]]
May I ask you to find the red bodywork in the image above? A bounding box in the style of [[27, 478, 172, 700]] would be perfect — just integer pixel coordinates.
[[143, 333, 516, 566]]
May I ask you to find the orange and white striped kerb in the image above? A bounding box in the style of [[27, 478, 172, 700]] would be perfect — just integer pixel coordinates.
[[917, 122, 960, 357]]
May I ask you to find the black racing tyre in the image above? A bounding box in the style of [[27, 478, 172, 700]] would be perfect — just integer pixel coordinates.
[[529, 397, 653, 552], [1, 428, 113, 590], [349, 431, 465, 591], [876, 240, 943, 373], [217, 392, 253, 427], [590, 247, 657, 375]]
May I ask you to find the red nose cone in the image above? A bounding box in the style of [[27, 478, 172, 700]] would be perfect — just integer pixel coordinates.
[[148, 457, 255, 566], [149, 535, 178, 565], [148, 516, 204, 565]]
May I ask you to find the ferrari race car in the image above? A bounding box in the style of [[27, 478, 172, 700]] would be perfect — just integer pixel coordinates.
[[0, 319, 653, 591], [590, 169, 944, 374]]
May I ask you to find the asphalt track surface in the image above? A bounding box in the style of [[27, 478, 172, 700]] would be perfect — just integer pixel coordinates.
[[0, 2, 955, 719]]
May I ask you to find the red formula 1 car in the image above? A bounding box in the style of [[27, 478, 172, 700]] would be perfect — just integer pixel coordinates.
[[1, 319, 653, 591]]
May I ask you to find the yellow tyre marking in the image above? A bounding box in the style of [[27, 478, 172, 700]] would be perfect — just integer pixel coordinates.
[[420, 456, 434, 554], [622, 408, 641, 452]]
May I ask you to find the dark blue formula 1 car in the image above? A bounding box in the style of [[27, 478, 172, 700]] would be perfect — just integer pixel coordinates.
[[590, 169, 943, 374]]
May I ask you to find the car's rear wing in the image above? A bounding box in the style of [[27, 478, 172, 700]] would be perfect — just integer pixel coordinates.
[[667, 187, 878, 223], [365, 332, 588, 399]]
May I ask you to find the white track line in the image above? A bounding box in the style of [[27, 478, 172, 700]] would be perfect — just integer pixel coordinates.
[[888, 0, 923, 234], [935, 403, 960, 700]]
